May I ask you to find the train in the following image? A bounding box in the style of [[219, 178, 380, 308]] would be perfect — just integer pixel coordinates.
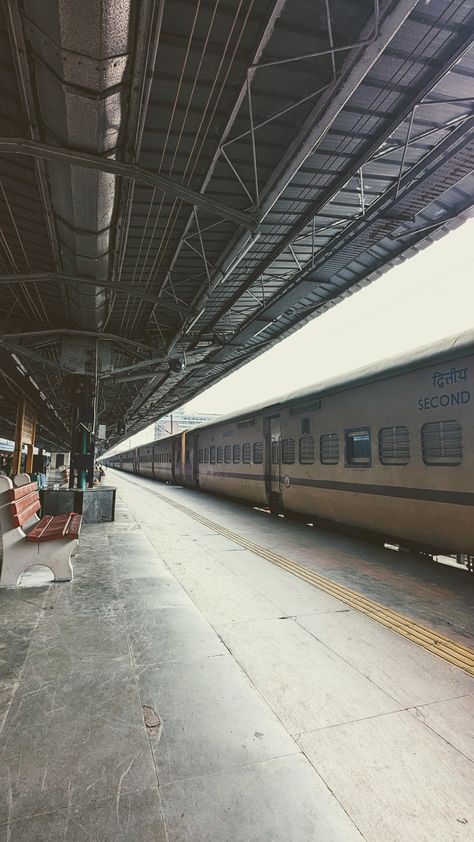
[[105, 331, 474, 567]]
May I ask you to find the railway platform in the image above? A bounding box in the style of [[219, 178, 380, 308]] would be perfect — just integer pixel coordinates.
[[0, 470, 473, 841]]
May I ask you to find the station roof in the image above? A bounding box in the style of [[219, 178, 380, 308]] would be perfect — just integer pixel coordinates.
[[0, 0, 473, 451]]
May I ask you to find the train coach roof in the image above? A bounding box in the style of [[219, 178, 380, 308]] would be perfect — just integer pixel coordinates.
[[191, 329, 474, 433]]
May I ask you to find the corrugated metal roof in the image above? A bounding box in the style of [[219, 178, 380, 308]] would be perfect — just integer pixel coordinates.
[[0, 0, 473, 449]]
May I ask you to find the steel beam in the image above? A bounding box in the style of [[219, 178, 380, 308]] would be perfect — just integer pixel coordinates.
[[0, 273, 188, 313], [0, 329, 163, 356], [201, 0, 419, 304], [160, 0, 287, 303], [203, 25, 474, 334], [0, 342, 64, 373], [0, 138, 257, 229]]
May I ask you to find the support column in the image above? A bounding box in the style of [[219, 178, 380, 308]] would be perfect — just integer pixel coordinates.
[[12, 399, 25, 476], [68, 375, 95, 489]]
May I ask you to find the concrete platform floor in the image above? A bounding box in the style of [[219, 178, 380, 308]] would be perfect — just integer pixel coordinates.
[[0, 470, 472, 841]]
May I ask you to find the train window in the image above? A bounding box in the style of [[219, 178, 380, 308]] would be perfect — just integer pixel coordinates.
[[421, 420, 462, 466], [210, 446, 216, 463], [253, 442, 263, 464], [379, 426, 410, 465], [271, 441, 280, 465], [242, 443, 251, 464], [204, 447, 210, 463], [345, 429, 371, 466], [299, 435, 315, 464], [224, 445, 231, 463], [301, 417, 310, 435], [217, 447, 223, 463], [282, 439, 295, 464], [233, 444, 241, 463], [320, 433, 339, 464]]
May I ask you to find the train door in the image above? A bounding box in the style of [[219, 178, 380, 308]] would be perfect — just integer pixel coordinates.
[[171, 438, 177, 483], [133, 447, 140, 474], [192, 434, 200, 487], [264, 415, 283, 510]]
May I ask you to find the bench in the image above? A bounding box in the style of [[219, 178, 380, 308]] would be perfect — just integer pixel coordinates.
[[0, 475, 82, 588]]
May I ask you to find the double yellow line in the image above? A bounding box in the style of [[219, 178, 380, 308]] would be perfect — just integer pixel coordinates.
[[140, 483, 474, 677]]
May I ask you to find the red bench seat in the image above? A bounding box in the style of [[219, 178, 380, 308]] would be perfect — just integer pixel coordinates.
[[25, 512, 82, 542], [8, 483, 81, 541], [0, 476, 82, 587]]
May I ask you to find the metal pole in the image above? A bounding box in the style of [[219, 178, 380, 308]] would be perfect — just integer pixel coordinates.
[[79, 426, 87, 491]]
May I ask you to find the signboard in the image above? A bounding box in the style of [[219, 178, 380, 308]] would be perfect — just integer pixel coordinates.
[[417, 366, 471, 411], [22, 402, 36, 445]]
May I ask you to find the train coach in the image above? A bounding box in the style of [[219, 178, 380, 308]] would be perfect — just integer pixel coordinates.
[[106, 331, 474, 561]]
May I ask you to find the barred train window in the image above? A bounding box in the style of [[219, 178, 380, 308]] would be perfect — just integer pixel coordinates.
[[379, 426, 410, 465], [421, 420, 462, 466], [320, 433, 339, 464], [282, 438, 295, 464], [210, 446, 216, 464], [224, 445, 231, 463], [233, 444, 241, 463], [217, 447, 223, 463], [204, 447, 209, 463], [242, 443, 251, 464], [253, 442, 263, 464], [299, 435, 315, 465], [271, 441, 280, 465], [345, 429, 371, 466]]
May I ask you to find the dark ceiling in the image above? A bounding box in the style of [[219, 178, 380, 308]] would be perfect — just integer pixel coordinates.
[[0, 0, 473, 451]]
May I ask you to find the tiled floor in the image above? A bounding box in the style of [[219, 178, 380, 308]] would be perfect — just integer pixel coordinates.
[[0, 471, 472, 840]]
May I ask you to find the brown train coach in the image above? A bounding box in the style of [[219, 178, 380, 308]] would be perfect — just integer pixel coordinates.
[[106, 332, 474, 564]]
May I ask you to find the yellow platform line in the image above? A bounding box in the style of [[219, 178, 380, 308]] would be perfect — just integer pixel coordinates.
[[143, 485, 474, 676]]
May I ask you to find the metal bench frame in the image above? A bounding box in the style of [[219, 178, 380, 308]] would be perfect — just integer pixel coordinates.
[[0, 475, 81, 588]]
